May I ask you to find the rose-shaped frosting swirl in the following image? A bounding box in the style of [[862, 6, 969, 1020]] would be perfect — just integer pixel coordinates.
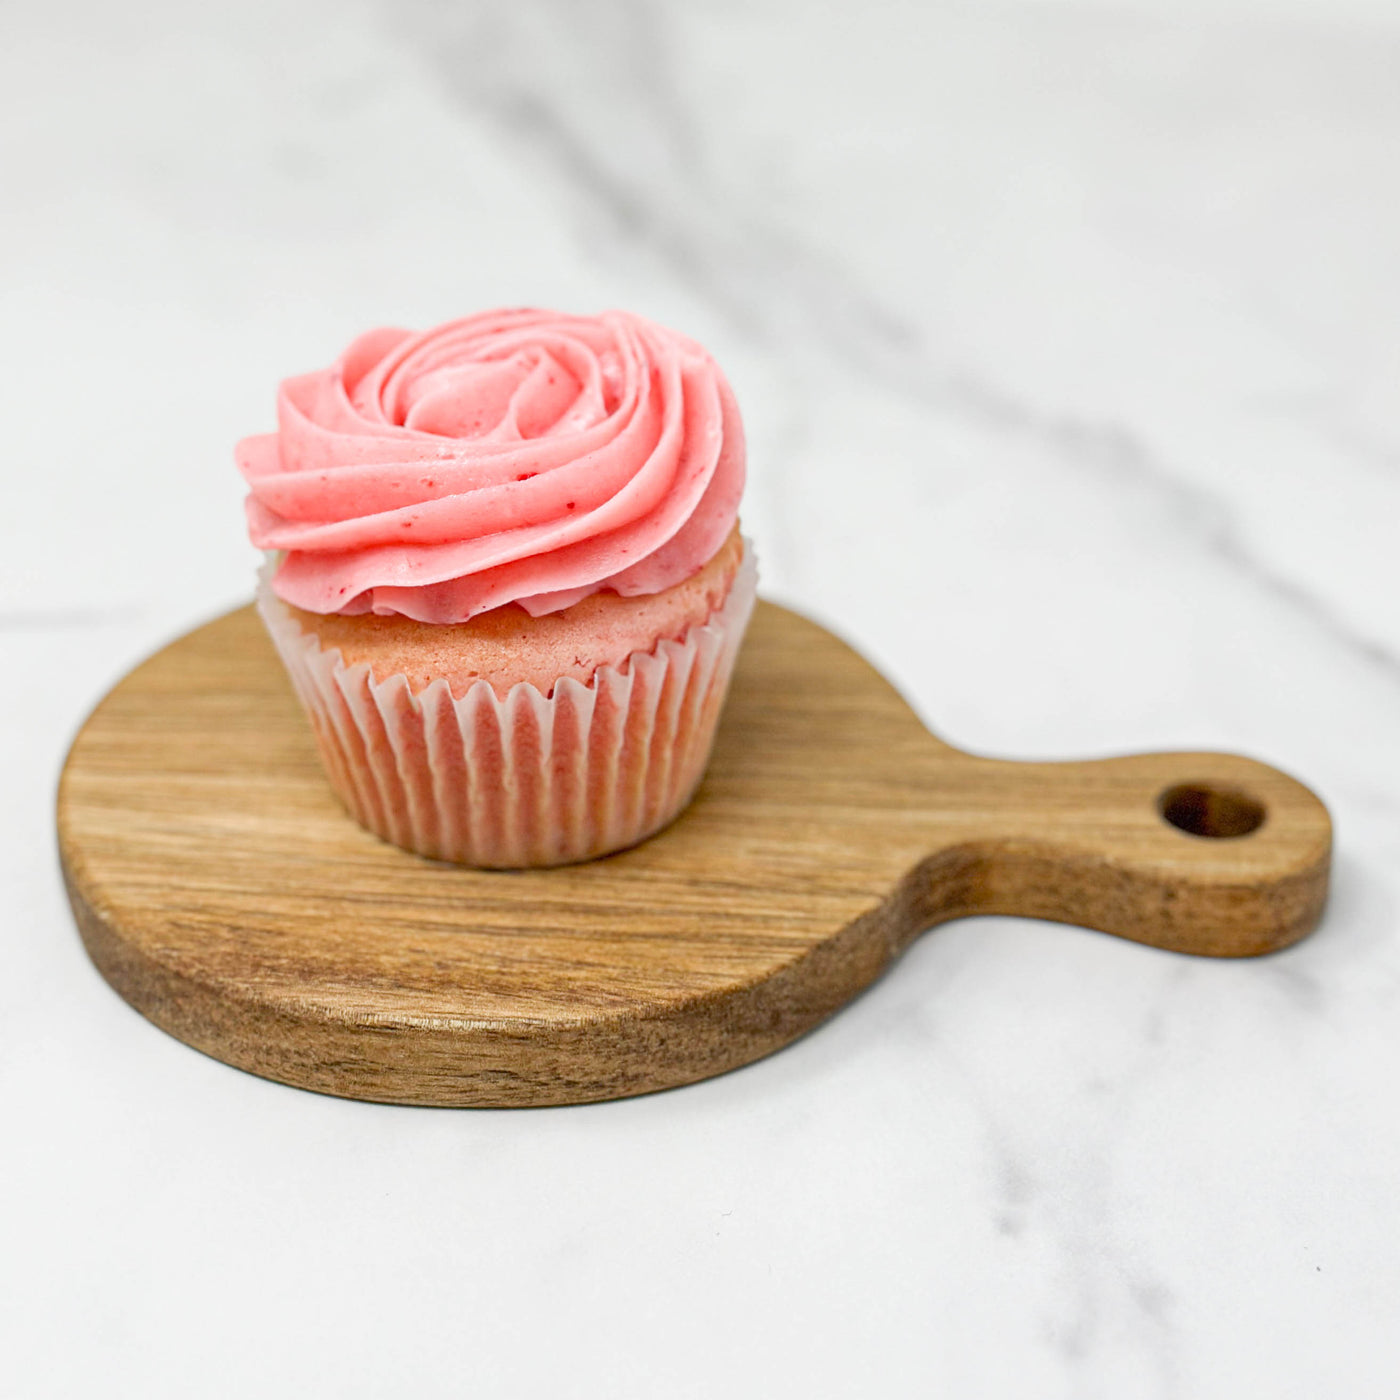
[[237, 308, 745, 622]]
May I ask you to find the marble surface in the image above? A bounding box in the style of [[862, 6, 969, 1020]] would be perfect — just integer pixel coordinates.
[[5, 0, 1399, 1394]]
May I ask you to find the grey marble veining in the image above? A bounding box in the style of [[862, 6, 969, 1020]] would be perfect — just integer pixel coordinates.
[[396, 1, 1400, 712], [2, 1, 1398, 1396]]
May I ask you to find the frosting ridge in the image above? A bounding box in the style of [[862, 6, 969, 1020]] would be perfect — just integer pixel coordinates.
[[237, 308, 745, 621]]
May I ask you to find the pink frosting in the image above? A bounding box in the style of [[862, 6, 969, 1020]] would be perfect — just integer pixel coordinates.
[[237, 308, 745, 622]]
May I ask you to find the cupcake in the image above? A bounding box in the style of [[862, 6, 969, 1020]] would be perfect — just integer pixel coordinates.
[[237, 308, 754, 867]]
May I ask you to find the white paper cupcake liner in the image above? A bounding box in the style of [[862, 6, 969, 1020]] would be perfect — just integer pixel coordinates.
[[256, 545, 757, 867]]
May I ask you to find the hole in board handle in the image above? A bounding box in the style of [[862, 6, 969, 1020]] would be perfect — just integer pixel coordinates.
[[1158, 783, 1267, 839]]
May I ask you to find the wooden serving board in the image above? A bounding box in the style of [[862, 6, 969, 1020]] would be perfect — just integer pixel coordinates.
[[58, 601, 1331, 1107]]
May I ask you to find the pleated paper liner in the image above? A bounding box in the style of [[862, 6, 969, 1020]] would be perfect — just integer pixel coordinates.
[[256, 546, 757, 867]]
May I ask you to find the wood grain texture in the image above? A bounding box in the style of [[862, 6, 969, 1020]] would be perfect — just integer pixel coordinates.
[[57, 601, 1332, 1107]]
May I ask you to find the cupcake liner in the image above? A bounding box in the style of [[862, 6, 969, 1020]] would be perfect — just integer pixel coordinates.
[[256, 545, 757, 867]]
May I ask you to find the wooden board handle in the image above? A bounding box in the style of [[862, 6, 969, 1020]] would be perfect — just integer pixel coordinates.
[[903, 749, 1332, 958]]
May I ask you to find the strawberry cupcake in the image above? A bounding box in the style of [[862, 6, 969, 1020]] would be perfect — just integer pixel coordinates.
[[238, 308, 754, 867]]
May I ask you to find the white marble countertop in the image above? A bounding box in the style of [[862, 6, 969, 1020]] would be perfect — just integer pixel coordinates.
[[5, 1, 1399, 1394]]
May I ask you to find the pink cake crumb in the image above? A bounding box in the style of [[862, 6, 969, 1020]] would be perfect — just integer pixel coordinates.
[[283, 527, 743, 699]]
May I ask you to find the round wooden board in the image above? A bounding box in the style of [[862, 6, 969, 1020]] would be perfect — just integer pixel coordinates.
[[58, 600, 1332, 1107]]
